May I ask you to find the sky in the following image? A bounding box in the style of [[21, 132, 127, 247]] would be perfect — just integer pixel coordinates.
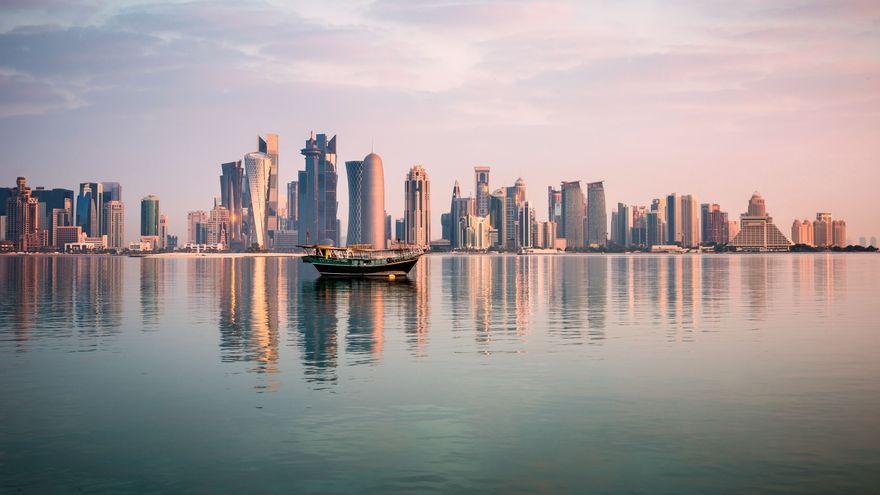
[[0, 0, 878, 243]]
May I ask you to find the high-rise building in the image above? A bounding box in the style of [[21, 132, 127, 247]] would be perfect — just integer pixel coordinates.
[[650, 199, 666, 244], [535, 221, 557, 249], [791, 219, 814, 246], [55, 225, 82, 251], [459, 215, 491, 250], [102, 182, 122, 201], [187, 211, 208, 244], [159, 214, 169, 249], [449, 181, 476, 250], [258, 134, 279, 243], [474, 166, 490, 217], [832, 220, 847, 248], [701, 203, 729, 245], [404, 165, 431, 247], [220, 161, 244, 246], [286, 180, 298, 231], [665, 193, 683, 245], [208, 204, 230, 246], [611, 203, 632, 246], [298, 132, 339, 245], [76, 182, 103, 237], [345, 152, 385, 248], [488, 188, 505, 246], [560, 181, 585, 249], [504, 178, 527, 249], [140, 195, 160, 237], [394, 218, 405, 243], [813, 213, 833, 247], [103, 200, 125, 250], [32, 186, 73, 246], [681, 195, 701, 248], [646, 211, 663, 247], [244, 152, 272, 249], [586, 181, 607, 247], [729, 192, 791, 251], [386, 213, 393, 245], [548, 186, 562, 226], [5, 177, 41, 251], [517, 200, 534, 248]]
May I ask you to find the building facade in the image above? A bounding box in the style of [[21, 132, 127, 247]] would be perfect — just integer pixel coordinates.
[[140, 195, 160, 237], [258, 134, 279, 243], [220, 160, 244, 246], [5, 177, 41, 251], [474, 166, 490, 217], [298, 132, 339, 245], [103, 200, 125, 250], [77, 182, 103, 237], [404, 165, 431, 247], [244, 152, 272, 249], [729, 192, 791, 251], [561, 181, 585, 249], [791, 219, 814, 246], [345, 153, 386, 248], [586, 181, 607, 247]]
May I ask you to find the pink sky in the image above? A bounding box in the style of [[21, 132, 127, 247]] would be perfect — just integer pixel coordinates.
[[0, 0, 878, 242]]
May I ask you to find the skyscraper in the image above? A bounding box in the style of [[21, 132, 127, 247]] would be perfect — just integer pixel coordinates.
[[646, 211, 663, 247], [665, 193, 683, 245], [298, 132, 339, 245], [474, 166, 490, 217], [258, 134, 279, 243], [76, 182, 103, 237], [449, 181, 476, 250], [220, 160, 244, 246], [404, 165, 431, 247], [650, 198, 667, 244], [287, 180, 298, 230], [187, 211, 208, 243], [548, 186, 562, 226], [159, 214, 169, 249], [103, 200, 125, 250], [791, 219, 814, 246], [701, 203, 729, 245], [32, 186, 73, 246], [5, 177, 40, 251], [612, 203, 632, 246], [504, 178, 527, 249], [140, 195, 160, 236], [560, 181, 585, 249], [586, 181, 607, 247], [517, 200, 534, 248], [832, 219, 847, 247], [813, 213, 833, 247], [681, 194, 701, 247], [244, 152, 272, 249], [345, 153, 386, 248], [208, 204, 230, 246]]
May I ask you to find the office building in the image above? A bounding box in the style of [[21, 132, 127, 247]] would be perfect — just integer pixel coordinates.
[[586, 181, 607, 247], [287, 180, 298, 230], [395, 218, 405, 243], [103, 200, 125, 250], [681, 194, 701, 247], [646, 211, 663, 247], [159, 214, 168, 249], [730, 192, 791, 251], [449, 181, 476, 250], [517, 200, 534, 248], [701, 203, 729, 245], [474, 166, 491, 217], [258, 134, 279, 243], [187, 211, 208, 244], [504, 178, 528, 249], [76, 182, 103, 237], [298, 132, 339, 245], [220, 160, 244, 246], [548, 186, 562, 226], [459, 215, 491, 250], [534, 221, 557, 249], [404, 165, 431, 247], [208, 204, 230, 246], [611, 203, 632, 246], [665, 193, 683, 245], [832, 220, 847, 248], [244, 151, 272, 249], [560, 181, 585, 249], [140, 195, 160, 238], [488, 188, 505, 246], [345, 152, 385, 248], [55, 225, 82, 251]]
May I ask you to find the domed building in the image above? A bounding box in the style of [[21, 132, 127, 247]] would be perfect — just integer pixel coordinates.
[[345, 152, 386, 248], [730, 192, 792, 252]]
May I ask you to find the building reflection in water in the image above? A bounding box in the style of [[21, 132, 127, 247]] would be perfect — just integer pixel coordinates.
[[140, 258, 166, 328], [0, 256, 124, 352], [403, 258, 430, 357], [214, 257, 284, 392]]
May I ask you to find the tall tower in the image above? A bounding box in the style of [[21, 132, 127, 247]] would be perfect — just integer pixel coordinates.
[[103, 200, 125, 250], [5, 177, 40, 251], [586, 181, 607, 246], [346, 153, 386, 248], [504, 178, 527, 249], [258, 134, 279, 243], [665, 193, 683, 245], [548, 186, 562, 226], [244, 152, 272, 249], [560, 181, 585, 249], [474, 166, 490, 217], [76, 182, 103, 237], [405, 165, 431, 247], [287, 180, 298, 230], [140, 195, 160, 236], [681, 194, 701, 247], [298, 132, 339, 245], [220, 160, 244, 246]]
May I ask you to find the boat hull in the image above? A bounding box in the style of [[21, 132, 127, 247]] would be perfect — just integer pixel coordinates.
[[303, 256, 420, 277]]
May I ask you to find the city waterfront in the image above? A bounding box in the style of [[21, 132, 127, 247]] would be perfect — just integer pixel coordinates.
[[1, 254, 879, 493]]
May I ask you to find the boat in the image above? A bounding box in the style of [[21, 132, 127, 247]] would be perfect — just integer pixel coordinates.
[[299, 244, 424, 277]]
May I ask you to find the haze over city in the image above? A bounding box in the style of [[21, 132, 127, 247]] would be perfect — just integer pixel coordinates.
[[0, 0, 877, 242]]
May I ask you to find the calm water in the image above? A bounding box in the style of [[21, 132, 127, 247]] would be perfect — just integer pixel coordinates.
[[1, 254, 878, 494]]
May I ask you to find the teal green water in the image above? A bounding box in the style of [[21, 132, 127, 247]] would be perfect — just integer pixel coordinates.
[[1, 254, 878, 494]]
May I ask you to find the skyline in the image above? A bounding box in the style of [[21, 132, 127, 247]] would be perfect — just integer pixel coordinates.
[[0, 0, 878, 241]]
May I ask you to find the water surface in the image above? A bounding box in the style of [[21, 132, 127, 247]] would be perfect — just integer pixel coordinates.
[[1, 254, 878, 494]]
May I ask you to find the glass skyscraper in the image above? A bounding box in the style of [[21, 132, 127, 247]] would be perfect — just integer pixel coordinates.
[[586, 181, 607, 247], [298, 132, 339, 245], [140, 195, 160, 236]]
